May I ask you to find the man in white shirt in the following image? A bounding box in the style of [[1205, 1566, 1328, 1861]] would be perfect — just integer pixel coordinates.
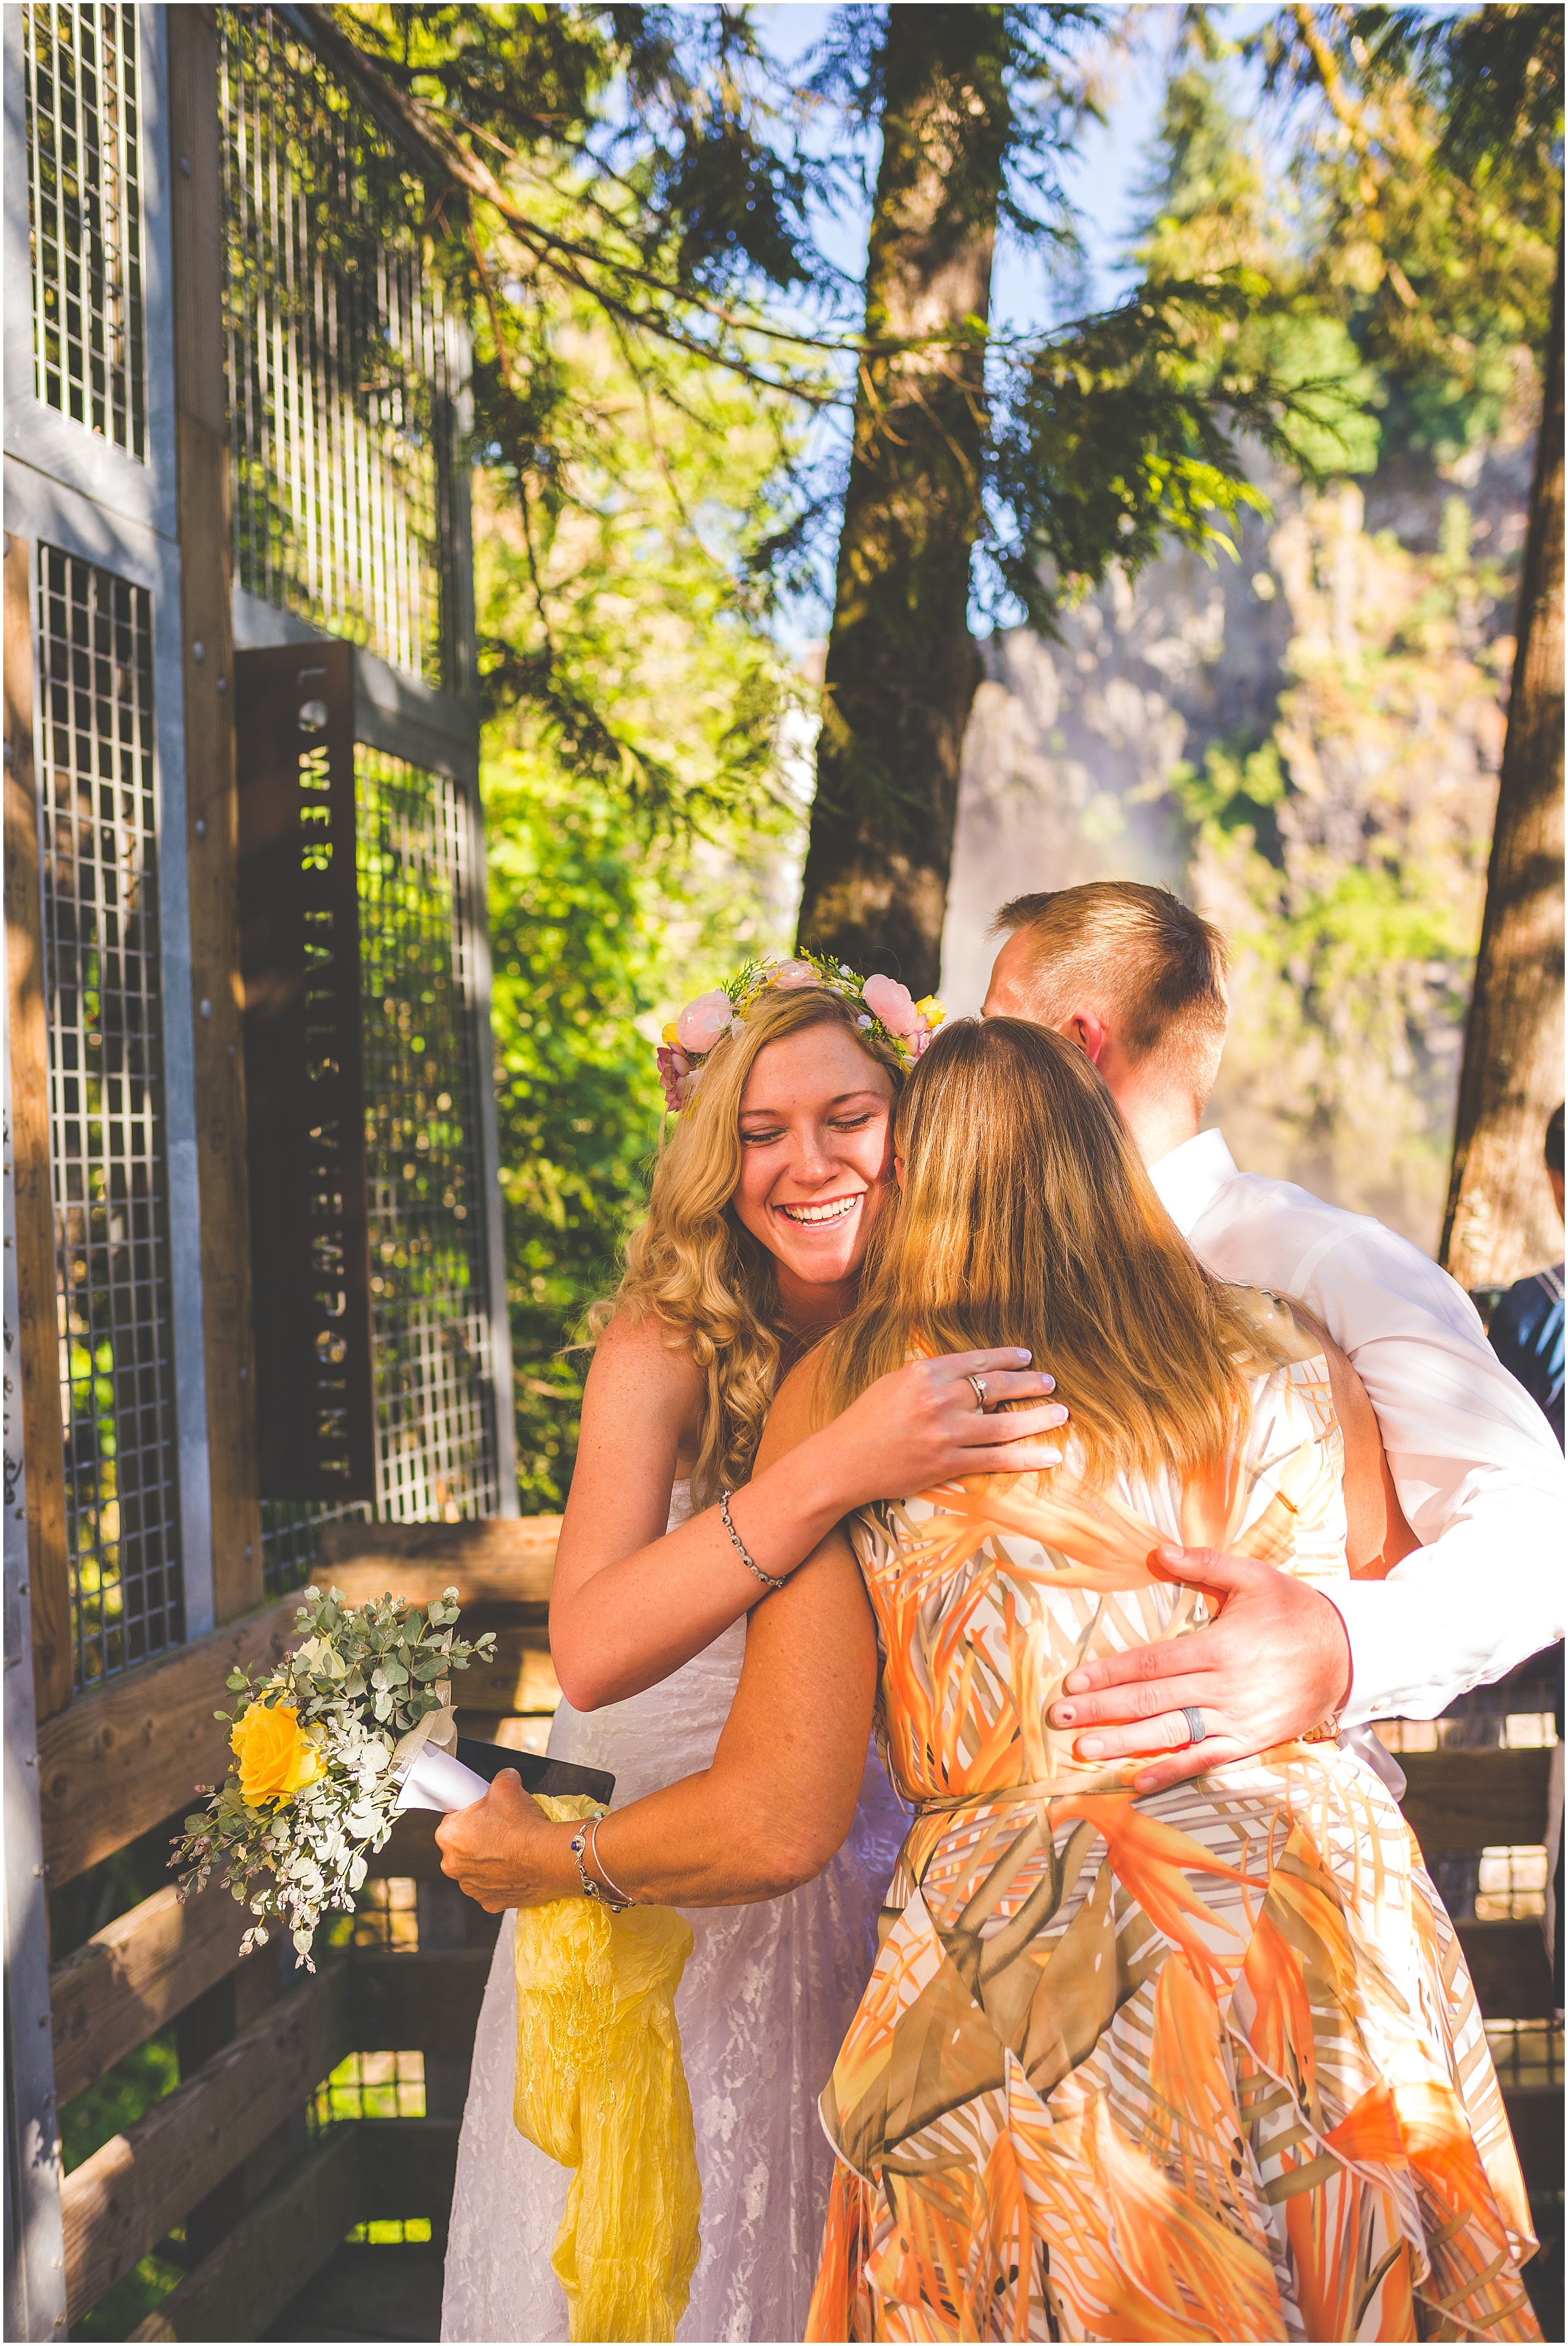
[[984, 880, 1565, 1794]]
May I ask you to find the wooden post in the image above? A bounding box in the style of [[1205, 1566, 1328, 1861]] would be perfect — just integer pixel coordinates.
[[165, 9, 263, 1618], [4, 532, 73, 1721]]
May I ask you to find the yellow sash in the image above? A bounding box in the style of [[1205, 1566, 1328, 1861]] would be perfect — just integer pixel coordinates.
[[512, 1794, 700, 2342]]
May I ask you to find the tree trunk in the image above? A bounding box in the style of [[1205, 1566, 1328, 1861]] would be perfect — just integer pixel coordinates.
[[796, 6, 1010, 995], [1441, 235, 1565, 1289]]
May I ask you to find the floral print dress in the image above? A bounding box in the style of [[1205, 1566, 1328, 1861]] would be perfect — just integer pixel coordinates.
[[807, 1298, 1540, 2344]]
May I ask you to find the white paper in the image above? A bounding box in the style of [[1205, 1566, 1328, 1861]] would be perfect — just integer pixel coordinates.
[[394, 1743, 491, 1814]]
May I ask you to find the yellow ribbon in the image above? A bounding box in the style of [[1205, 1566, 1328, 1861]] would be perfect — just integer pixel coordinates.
[[513, 1794, 700, 2342]]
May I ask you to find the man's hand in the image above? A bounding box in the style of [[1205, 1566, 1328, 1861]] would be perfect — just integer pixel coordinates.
[[1047, 1544, 1354, 1794], [434, 1770, 570, 1911]]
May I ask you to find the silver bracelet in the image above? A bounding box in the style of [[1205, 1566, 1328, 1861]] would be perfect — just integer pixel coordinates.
[[587, 1815, 634, 1908], [719, 1488, 787, 1594], [568, 1815, 629, 1912]]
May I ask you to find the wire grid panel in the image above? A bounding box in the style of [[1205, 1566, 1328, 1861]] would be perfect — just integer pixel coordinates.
[[360, 748, 497, 1519], [217, 7, 458, 687], [22, 1, 146, 458], [1484, 2021, 1565, 2095], [33, 543, 183, 1685], [350, 1876, 419, 1952], [313, 2048, 425, 2130], [261, 747, 498, 1589], [309, 1883, 431, 2239]]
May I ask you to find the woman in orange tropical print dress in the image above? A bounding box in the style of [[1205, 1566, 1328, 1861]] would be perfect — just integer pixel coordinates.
[[449, 1016, 1540, 2343], [804, 1021, 1539, 2344]]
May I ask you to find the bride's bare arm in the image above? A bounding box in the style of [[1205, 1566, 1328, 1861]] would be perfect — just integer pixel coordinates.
[[550, 1311, 1066, 1711], [442, 1359, 882, 1908]]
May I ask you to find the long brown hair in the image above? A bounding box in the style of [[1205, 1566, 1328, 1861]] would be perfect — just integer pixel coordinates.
[[599, 984, 906, 1504], [819, 1017, 1269, 1486]]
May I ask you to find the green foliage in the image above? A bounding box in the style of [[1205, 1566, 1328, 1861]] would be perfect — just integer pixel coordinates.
[[983, 61, 1384, 631], [1168, 737, 1286, 841], [487, 762, 666, 1506], [326, 5, 1388, 715], [1103, 38, 1543, 1243], [1247, 5, 1560, 463], [61, 2030, 179, 2174], [1130, 68, 1382, 472], [71, 2252, 186, 2341], [489, 754, 802, 1506], [1174, 469, 1511, 1242], [472, 313, 805, 1504], [988, 276, 1367, 627]]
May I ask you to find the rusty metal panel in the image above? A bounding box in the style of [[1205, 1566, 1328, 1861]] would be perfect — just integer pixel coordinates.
[[237, 642, 374, 1498]]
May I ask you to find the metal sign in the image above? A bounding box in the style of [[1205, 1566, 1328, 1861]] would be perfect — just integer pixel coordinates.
[[237, 643, 374, 1498]]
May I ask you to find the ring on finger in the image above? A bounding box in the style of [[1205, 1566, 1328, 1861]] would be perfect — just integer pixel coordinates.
[[966, 1373, 988, 1412], [1181, 1706, 1207, 1747]]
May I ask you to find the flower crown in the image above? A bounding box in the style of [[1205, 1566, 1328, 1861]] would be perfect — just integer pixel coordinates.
[[655, 949, 946, 1112]]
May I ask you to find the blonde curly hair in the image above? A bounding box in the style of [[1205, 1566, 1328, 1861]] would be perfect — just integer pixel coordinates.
[[595, 983, 907, 1505]]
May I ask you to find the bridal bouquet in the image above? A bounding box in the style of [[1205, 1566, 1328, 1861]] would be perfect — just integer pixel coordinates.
[[171, 1583, 495, 1966]]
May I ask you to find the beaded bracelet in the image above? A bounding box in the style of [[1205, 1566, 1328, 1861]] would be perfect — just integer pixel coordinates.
[[586, 1815, 635, 1909], [569, 1813, 630, 1912], [720, 1488, 787, 1594]]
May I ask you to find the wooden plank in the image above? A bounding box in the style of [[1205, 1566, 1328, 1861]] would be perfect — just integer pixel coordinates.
[[166, 6, 262, 1620], [38, 1594, 302, 1885], [314, 1517, 561, 1610], [4, 528, 73, 1720], [350, 1949, 490, 2060], [1398, 1749, 1552, 1857], [1455, 1918, 1558, 2021], [463, 1625, 559, 1715], [259, 2238, 447, 2344], [61, 1961, 351, 2321], [50, 1880, 251, 2106], [1503, 2087, 1565, 2190], [357, 2117, 461, 2222], [127, 2124, 360, 2343]]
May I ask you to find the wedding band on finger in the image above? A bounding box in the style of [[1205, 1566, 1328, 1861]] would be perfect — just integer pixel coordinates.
[[1181, 1706, 1207, 1747], [966, 1374, 988, 1412]]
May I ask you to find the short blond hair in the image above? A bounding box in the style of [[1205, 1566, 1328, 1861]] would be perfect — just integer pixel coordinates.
[[992, 882, 1229, 1106]]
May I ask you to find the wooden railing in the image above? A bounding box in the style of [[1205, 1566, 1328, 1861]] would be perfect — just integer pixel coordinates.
[[44, 1529, 1561, 2339], [44, 1521, 560, 2342]]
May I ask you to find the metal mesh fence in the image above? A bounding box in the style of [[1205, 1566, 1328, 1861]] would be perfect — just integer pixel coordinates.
[[261, 747, 498, 1591], [23, 1, 146, 459], [34, 542, 183, 1685], [217, 7, 458, 687]]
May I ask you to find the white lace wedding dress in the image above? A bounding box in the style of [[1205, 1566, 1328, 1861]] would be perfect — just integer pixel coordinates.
[[441, 1483, 907, 2343]]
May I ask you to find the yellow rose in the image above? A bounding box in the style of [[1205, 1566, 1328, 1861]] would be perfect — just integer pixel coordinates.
[[661, 1021, 679, 1046], [915, 995, 946, 1029], [231, 1702, 325, 1807]]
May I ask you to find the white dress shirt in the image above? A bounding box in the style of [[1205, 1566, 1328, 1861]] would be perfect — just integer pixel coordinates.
[[1149, 1129, 1566, 1723]]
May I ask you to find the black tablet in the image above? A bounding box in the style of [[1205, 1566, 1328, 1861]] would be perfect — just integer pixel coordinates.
[[454, 1734, 615, 1809]]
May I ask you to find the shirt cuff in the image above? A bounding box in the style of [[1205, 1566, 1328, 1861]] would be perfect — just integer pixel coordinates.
[[1323, 1559, 1563, 1726]]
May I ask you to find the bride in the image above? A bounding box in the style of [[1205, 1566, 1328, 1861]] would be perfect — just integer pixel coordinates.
[[440, 965, 1068, 2343]]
